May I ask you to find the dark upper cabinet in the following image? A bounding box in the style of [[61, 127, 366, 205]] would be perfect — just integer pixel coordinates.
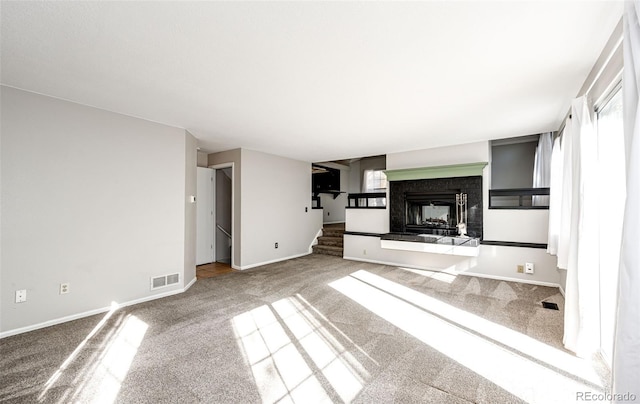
[[312, 166, 340, 192]]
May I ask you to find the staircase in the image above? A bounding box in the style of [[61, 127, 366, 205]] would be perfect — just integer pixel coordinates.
[[312, 223, 345, 257]]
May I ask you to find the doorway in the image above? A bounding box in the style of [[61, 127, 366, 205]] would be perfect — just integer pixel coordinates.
[[214, 166, 233, 265], [196, 163, 234, 273]]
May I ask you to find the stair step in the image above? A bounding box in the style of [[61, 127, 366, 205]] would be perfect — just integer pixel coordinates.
[[312, 244, 343, 257], [318, 236, 343, 247], [323, 229, 345, 237], [315, 224, 344, 257]]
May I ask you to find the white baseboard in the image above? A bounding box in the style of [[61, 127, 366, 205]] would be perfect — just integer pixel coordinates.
[[455, 271, 560, 288], [237, 252, 312, 270], [558, 285, 566, 297], [183, 276, 197, 291], [310, 228, 323, 248], [323, 221, 345, 225], [344, 256, 561, 288], [0, 276, 198, 339]]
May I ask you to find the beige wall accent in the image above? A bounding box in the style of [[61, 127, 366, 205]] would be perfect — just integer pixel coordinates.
[[197, 151, 209, 167]]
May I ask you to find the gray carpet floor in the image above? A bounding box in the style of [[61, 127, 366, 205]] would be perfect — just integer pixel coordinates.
[[0, 255, 610, 403]]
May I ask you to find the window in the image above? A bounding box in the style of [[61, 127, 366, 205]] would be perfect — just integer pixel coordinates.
[[359, 169, 387, 207], [595, 85, 624, 367], [363, 169, 387, 192]]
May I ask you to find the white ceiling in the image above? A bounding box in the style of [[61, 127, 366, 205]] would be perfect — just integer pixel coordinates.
[[1, 1, 623, 162]]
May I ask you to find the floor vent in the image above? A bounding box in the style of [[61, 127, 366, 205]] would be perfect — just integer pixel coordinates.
[[151, 273, 180, 290], [542, 301, 559, 310]]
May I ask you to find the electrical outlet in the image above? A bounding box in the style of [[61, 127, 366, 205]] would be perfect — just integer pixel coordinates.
[[305, 207, 308, 212], [60, 283, 70, 294], [275, 242, 278, 249], [517, 265, 524, 273], [15, 290, 27, 303], [363, 249, 367, 255], [525, 262, 535, 274]]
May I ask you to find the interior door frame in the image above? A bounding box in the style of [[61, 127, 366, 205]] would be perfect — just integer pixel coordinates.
[[196, 166, 215, 265], [209, 162, 235, 269]]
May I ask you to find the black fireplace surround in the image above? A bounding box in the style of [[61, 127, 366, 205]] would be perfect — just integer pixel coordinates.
[[389, 176, 483, 238]]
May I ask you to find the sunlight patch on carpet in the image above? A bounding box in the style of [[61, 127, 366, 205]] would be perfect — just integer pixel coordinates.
[[330, 271, 606, 404], [232, 294, 373, 403], [349, 270, 602, 386], [273, 296, 369, 402], [39, 302, 147, 404], [232, 305, 330, 403]]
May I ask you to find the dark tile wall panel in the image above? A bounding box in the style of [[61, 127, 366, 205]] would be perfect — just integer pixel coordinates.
[[389, 176, 483, 238]]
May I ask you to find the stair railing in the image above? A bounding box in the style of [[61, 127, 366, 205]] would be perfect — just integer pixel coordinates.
[[216, 224, 231, 240]]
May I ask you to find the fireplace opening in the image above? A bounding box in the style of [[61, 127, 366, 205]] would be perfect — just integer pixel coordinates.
[[405, 192, 458, 236]]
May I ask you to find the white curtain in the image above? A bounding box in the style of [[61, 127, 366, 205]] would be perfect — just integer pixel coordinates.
[[547, 134, 564, 255], [556, 117, 574, 271], [613, 2, 640, 401], [561, 97, 600, 357], [533, 132, 553, 206]]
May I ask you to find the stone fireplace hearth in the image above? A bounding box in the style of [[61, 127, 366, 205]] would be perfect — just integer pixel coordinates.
[[389, 176, 483, 238]]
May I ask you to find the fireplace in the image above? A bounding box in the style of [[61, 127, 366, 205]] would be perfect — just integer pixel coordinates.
[[390, 176, 483, 238], [405, 192, 458, 235]]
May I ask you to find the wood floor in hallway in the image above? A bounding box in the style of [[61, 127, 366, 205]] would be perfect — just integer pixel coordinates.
[[196, 262, 234, 279]]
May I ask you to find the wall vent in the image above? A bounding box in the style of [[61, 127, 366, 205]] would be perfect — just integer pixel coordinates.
[[151, 273, 180, 290], [167, 274, 179, 285]]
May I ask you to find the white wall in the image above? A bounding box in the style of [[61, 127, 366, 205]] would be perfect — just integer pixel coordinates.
[[240, 149, 322, 269], [470, 244, 558, 285], [345, 209, 389, 234], [344, 234, 466, 270], [346, 141, 560, 286], [321, 166, 349, 224], [387, 141, 489, 170], [344, 236, 558, 286], [1, 87, 193, 335], [559, 269, 567, 294], [184, 131, 198, 284], [483, 210, 550, 244]]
